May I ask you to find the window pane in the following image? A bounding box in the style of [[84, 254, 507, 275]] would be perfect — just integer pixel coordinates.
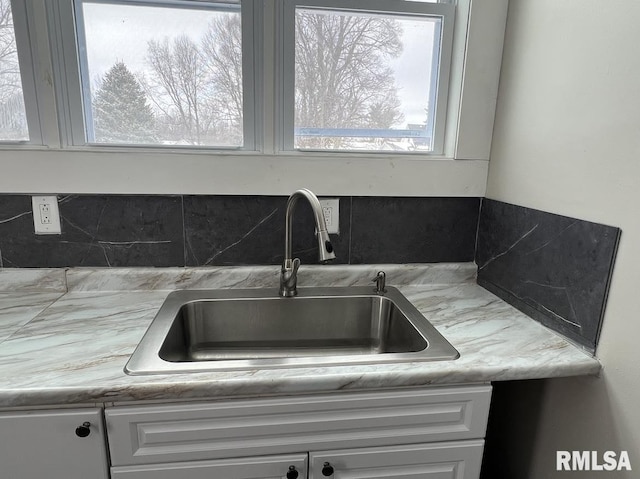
[[79, 1, 243, 147], [294, 8, 441, 152], [0, 0, 28, 141]]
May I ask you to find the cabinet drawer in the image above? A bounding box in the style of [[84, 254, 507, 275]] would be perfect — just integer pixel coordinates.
[[112, 453, 307, 479], [310, 440, 484, 479], [106, 385, 491, 466]]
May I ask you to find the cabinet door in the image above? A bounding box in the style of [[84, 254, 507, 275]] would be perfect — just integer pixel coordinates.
[[310, 440, 484, 479], [0, 408, 109, 479], [111, 454, 308, 479], [107, 385, 491, 466]]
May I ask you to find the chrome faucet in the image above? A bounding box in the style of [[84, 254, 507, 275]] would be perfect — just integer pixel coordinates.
[[280, 189, 336, 297]]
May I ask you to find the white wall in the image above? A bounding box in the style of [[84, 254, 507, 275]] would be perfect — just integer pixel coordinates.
[[0, 149, 489, 196], [487, 0, 640, 476]]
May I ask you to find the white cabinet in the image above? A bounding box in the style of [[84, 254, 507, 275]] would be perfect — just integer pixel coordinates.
[[0, 407, 109, 479], [0, 386, 491, 479], [111, 442, 484, 479], [106, 385, 491, 466], [309, 441, 484, 479], [112, 454, 308, 479], [106, 385, 491, 479]]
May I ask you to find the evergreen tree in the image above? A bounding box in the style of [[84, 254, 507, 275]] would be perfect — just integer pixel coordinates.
[[93, 61, 155, 143]]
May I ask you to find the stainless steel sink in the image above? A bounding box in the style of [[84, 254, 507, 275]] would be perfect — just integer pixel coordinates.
[[125, 286, 459, 374]]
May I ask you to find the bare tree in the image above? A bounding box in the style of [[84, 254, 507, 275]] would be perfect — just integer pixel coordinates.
[[142, 10, 402, 149], [294, 11, 404, 148], [146, 35, 212, 145], [144, 14, 243, 146], [0, 0, 27, 138], [201, 13, 243, 145], [0, 0, 19, 101]]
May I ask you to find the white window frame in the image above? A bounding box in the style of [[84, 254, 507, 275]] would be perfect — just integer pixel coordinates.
[[48, 0, 260, 151], [279, 0, 455, 155]]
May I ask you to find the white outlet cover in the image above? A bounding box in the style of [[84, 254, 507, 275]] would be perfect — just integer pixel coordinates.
[[319, 198, 339, 234], [32, 195, 62, 235]]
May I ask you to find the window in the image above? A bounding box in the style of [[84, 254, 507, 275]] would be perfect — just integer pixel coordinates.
[[282, 0, 454, 154], [52, 0, 453, 154], [0, 0, 29, 141], [4, 0, 507, 163], [66, 0, 254, 148]]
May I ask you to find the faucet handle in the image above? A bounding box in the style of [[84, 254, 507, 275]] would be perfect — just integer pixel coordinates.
[[372, 271, 386, 294], [291, 257, 301, 274], [283, 257, 300, 273], [280, 258, 301, 297]]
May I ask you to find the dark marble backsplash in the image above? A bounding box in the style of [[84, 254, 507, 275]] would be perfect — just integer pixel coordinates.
[[0, 194, 480, 268], [1, 193, 621, 350], [350, 197, 479, 264], [476, 199, 620, 352], [0, 195, 184, 268]]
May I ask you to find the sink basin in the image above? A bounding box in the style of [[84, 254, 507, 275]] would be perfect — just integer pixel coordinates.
[[125, 287, 459, 374]]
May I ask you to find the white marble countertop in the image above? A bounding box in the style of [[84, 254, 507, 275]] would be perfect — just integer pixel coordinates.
[[0, 264, 600, 408]]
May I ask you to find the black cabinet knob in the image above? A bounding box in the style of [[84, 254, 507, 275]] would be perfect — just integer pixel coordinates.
[[322, 462, 334, 476], [286, 465, 299, 479], [75, 422, 91, 437]]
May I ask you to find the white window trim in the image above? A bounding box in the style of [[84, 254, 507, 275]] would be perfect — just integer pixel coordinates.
[[48, 0, 84, 147], [279, 0, 454, 155]]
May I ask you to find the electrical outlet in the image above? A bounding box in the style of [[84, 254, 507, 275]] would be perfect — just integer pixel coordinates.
[[39, 204, 51, 224], [32, 196, 61, 235], [319, 198, 339, 234]]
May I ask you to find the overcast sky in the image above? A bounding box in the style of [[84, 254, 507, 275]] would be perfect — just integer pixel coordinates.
[[82, 3, 437, 126]]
